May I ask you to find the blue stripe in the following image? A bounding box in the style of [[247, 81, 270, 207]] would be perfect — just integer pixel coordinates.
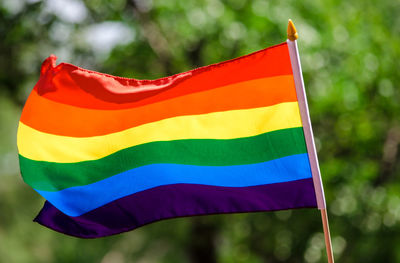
[[37, 153, 312, 217]]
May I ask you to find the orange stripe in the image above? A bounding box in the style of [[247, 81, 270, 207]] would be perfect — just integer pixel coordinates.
[[35, 43, 292, 110], [21, 76, 297, 137]]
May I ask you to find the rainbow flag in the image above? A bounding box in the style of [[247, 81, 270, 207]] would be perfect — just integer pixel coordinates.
[[17, 42, 318, 238]]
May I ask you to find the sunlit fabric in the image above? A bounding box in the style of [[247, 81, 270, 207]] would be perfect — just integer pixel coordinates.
[[17, 42, 317, 238]]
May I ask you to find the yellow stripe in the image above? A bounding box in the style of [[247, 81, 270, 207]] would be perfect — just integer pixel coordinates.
[[17, 102, 302, 163]]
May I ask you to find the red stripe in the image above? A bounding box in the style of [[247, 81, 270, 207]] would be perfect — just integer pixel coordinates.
[[34, 43, 292, 110]]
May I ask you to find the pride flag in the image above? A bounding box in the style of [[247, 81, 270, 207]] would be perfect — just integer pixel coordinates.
[[18, 42, 318, 238]]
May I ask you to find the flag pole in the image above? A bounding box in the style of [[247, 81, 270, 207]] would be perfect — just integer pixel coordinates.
[[286, 19, 334, 263]]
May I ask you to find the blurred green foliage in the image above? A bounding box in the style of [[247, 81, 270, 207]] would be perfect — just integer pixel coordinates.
[[1, 0, 399, 262]]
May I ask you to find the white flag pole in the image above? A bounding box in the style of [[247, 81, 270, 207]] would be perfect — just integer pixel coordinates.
[[286, 19, 334, 263]]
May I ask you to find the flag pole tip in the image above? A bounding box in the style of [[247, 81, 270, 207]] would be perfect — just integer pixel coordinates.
[[287, 19, 298, 41]]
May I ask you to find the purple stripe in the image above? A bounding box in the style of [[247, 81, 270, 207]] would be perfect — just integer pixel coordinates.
[[34, 178, 317, 238]]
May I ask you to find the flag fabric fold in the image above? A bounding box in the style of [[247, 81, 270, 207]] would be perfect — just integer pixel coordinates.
[[17, 42, 317, 238]]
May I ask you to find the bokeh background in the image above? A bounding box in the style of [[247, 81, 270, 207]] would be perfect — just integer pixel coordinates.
[[1, 0, 399, 262]]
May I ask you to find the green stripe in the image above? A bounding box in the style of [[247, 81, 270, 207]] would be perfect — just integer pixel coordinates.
[[20, 127, 307, 192]]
